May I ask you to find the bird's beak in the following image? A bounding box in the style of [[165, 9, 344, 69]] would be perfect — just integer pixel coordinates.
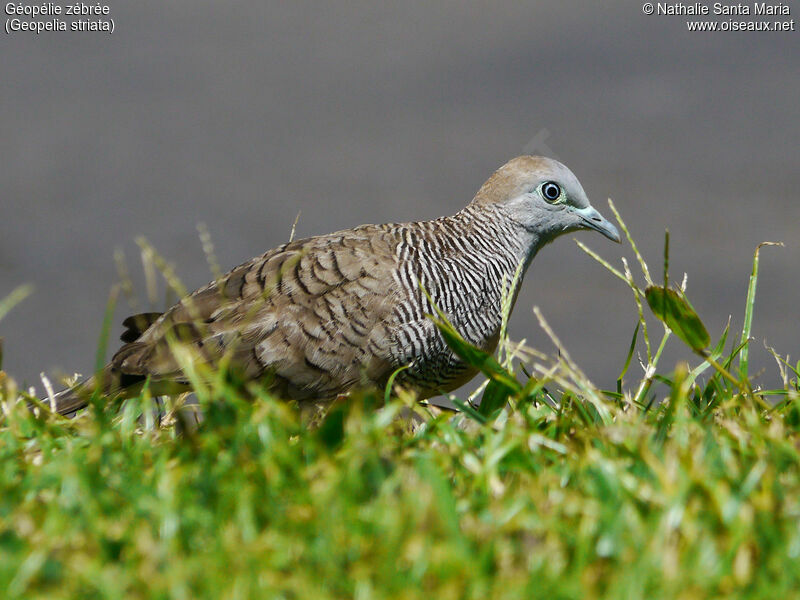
[[573, 205, 621, 243]]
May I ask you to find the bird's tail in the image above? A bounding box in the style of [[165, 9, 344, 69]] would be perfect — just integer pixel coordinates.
[[49, 368, 185, 417], [50, 376, 97, 417], [49, 367, 118, 416]]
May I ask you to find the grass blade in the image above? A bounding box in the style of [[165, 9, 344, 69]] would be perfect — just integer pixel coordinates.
[[645, 286, 709, 352], [95, 286, 120, 374], [738, 242, 783, 381], [432, 315, 520, 393], [451, 397, 488, 424], [0, 284, 33, 322], [478, 380, 511, 419], [617, 322, 640, 395], [384, 364, 410, 404]]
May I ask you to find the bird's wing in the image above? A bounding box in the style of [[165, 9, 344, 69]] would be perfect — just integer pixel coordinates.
[[110, 225, 402, 399], [119, 312, 163, 343]]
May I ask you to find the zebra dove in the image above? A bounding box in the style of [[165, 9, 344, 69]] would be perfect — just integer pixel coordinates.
[[54, 156, 619, 415]]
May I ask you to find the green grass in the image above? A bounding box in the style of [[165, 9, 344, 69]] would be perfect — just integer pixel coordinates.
[[1, 209, 798, 599]]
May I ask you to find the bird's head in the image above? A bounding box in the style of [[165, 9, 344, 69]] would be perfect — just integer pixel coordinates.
[[471, 155, 620, 244]]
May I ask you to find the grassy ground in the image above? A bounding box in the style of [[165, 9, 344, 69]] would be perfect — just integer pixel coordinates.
[[1, 209, 798, 599]]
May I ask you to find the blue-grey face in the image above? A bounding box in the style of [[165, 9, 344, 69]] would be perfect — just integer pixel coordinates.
[[477, 156, 620, 244]]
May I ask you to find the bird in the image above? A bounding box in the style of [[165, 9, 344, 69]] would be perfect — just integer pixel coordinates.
[[52, 155, 619, 416]]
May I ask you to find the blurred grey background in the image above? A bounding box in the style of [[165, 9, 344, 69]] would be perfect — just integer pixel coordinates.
[[1, 2, 798, 395]]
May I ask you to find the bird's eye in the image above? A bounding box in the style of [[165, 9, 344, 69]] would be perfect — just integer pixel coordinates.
[[541, 182, 561, 202]]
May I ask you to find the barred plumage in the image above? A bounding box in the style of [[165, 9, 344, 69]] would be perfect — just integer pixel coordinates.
[[53, 156, 620, 415]]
